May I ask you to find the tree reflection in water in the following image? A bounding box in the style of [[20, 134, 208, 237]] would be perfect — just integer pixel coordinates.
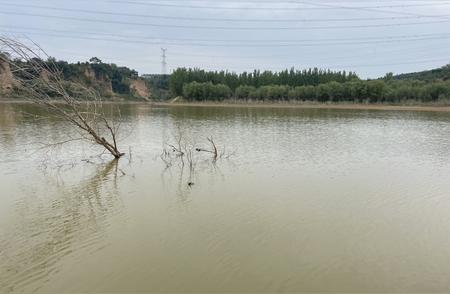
[[0, 160, 125, 293]]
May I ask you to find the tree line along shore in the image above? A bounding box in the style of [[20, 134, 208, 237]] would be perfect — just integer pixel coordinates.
[[172, 67, 450, 104]]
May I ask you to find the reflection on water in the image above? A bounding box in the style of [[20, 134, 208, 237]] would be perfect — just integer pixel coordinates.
[[2, 103, 450, 292], [0, 159, 125, 293]]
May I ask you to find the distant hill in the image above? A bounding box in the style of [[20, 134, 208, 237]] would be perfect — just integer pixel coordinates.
[[0, 56, 152, 101], [394, 64, 450, 81]]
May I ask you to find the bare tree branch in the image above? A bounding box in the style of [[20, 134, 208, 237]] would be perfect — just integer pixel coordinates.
[[0, 37, 124, 158]]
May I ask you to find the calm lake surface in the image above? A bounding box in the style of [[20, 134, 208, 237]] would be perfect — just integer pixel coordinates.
[[1, 103, 450, 293]]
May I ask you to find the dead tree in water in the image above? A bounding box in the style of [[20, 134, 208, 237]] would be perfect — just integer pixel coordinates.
[[0, 37, 124, 158], [196, 137, 218, 161]]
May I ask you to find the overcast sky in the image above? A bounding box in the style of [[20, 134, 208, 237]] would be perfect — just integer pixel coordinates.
[[1, 0, 450, 78]]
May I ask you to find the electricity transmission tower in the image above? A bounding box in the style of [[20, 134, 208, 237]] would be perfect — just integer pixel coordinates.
[[161, 48, 167, 75]]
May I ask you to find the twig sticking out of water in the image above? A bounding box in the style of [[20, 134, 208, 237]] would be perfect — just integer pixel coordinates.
[[160, 128, 235, 187]]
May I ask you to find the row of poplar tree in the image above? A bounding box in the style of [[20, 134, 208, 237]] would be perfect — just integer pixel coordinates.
[[171, 67, 450, 103]]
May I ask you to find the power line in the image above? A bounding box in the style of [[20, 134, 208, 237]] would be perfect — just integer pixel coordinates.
[[107, 0, 450, 10], [3, 29, 450, 47], [55, 52, 450, 71], [10, 44, 449, 73], [299, 0, 450, 19], [336, 58, 450, 68], [181, 57, 450, 72], [1, 11, 450, 30], [104, 0, 450, 20], [119, 0, 450, 2], [2, 25, 450, 44], [3, 2, 450, 23], [5, 37, 446, 72], [49, 42, 450, 66], [20, 0, 450, 3], [12, 32, 449, 61], [167, 45, 450, 60]]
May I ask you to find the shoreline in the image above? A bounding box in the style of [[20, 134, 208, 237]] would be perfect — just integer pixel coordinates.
[[151, 101, 450, 113], [2, 98, 450, 113]]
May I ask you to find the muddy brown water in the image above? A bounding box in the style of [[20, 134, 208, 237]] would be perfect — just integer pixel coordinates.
[[1, 103, 450, 293]]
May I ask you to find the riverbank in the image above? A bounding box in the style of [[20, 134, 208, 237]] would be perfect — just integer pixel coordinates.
[[150, 100, 450, 113], [3, 97, 450, 112]]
